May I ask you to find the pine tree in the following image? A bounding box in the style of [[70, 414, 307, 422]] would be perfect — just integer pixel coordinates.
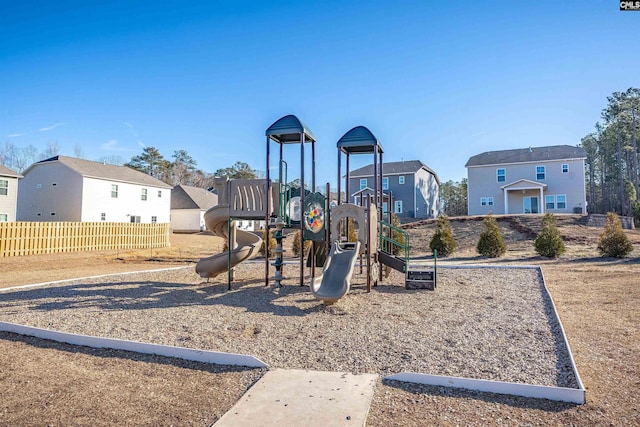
[[534, 213, 565, 258], [476, 215, 506, 258], [597, 212, 633, 258], [429, 215, 456, 257]]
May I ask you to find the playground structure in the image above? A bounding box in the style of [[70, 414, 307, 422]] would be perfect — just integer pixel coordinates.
[[197, 114, 436, 302]]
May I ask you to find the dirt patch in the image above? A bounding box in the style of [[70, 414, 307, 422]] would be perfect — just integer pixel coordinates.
[[1, 219, 640, 425]]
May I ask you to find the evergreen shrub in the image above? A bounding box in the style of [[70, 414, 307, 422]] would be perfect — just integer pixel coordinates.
[[476, 214, 506, 258], [429, 215, 456, 257], [534, 213, 566, 258], [597, 212, 633, 258]]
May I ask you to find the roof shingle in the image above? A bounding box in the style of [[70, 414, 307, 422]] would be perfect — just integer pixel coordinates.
[[465, 145, 586, 167]]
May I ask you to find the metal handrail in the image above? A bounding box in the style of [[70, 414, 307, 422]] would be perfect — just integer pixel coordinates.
[[378, 219, 410, 267]]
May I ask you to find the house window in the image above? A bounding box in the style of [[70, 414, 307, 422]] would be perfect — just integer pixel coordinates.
[[497, 169, 506, 183], [151, 216, 157, 224], [52, 182, 57, 187], [37, 212, 42, 217], [536, 166, 546, 180], [0, 213, 7, 222], [382, 177, 389, 190], [101, 213, 106, 221], [359, 178, 367, 190], [562, 164, 569, 173], [158, 190, 162, 197], [399, 176, 405, 184], [50, 212, 56, 216], [556, 194, 567, 209], [382, 202, 388, 213], [481, 197, 487, 206], [545, 195, 555, 210], [141, 188, 148, 201], [0, 179, 7, 196], [487, 197, 494, 206], [111, 184, 118, 198], [394, 200, 403, 214], [36, 183, 42, 189], [130, 215, 141, 223]]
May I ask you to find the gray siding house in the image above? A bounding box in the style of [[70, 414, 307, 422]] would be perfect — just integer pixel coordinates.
[[349, 160, 440, 219], [0, 165, 22, 222], [466, 145, 587, 216]]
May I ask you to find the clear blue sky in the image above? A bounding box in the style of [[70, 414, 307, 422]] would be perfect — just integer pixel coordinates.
[[1, 0, 638, 187]]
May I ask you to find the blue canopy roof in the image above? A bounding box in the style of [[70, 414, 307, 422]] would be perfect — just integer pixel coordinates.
[[265, 114, 316, 143], [336, 126, 384, 154]]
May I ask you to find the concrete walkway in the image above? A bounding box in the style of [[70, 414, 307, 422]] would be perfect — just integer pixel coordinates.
[[214, 369, 379, 427]]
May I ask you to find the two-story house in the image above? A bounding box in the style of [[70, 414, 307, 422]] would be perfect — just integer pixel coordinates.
[[348, 160, 440, 219], [171, 184, 218, 232], [465, 145, 587, 216], [0, 165, 22, 222], [17, 156, 172, 223]]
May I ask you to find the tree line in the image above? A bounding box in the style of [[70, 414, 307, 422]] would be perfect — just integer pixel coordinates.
[[581, 87, 639, 218]]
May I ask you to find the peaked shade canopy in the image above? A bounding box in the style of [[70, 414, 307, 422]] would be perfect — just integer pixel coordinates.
[[265, 114, 316, 143], [336, 126, 384, 154]]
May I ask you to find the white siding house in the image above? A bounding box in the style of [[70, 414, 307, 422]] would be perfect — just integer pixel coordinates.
[[17, 156, 172, 223], [171, 184, 218, 232], [466, 145, 587, 216], [0, 165, 22, 222]]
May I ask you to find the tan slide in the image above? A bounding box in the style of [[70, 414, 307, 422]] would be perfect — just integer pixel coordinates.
[[195, 204, 263, 278], [310, 240, 361, 305]]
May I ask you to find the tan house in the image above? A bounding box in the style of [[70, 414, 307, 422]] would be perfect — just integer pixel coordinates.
[[466, 145, 587, 216], [17, 156, 172, 223], [0, 165, 22, 222], [170, 184, 218, 232]]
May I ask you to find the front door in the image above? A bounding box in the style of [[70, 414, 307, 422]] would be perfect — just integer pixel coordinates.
[[523, 196, 539, 214]]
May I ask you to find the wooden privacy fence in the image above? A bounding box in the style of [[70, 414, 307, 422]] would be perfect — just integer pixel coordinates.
[[0, 222, 170, 257]]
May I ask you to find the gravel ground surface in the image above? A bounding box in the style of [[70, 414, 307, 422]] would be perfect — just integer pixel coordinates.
[[0, 263, 577, 389]]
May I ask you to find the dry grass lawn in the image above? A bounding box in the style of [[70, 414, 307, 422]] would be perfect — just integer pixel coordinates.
[[1, 215, 639, 426]]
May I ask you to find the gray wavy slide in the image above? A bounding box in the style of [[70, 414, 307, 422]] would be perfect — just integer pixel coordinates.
[[195, 204, 263, 278], [310, 240, 361, 305]]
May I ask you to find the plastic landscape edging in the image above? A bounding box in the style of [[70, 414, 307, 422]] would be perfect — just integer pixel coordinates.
[[0, 266, 190, 293], [386, 263, 586, 405], [384, 372, 585, 404], [0, 321, 267, 369]]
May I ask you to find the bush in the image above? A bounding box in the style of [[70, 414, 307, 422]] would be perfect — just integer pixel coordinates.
[[534, 213, 565, 258], [390, 213, 406, 255], [259, 227, 276, 257], [429, 215, 456, 257], [476, 215, 506, 258], [597, 212, 633, 258], [291, 229, 311, 257]]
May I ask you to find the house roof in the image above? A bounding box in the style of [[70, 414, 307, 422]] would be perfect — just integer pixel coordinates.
[[465, 145, 587, 167], [0, 164, 22, 178], [28, 156, 172, 188], [500, 179, 548, 190], [171, 185, 218, 209], [349, 160, 439, 183], [350, 186, 389, 197]]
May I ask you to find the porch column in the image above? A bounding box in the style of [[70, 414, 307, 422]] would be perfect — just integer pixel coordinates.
[[503, 189, 509, 214], [539, 187, 544, 214]]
